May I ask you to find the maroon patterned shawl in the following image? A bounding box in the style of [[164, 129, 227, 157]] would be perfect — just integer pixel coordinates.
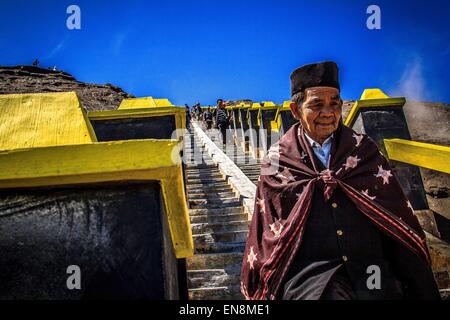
[[240, 122, 429, 300]]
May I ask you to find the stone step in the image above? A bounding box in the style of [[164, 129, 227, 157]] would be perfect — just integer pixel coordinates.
[[183, 156, 210, 161], [232, 161, 259, 166], [188, 191, 236, 199], [187, 182, 229, 188], [186, 164, 217, 170], [230, 161, 256, 165], [185, 161, 216, 166], [188, 285, 243, 300], [186, 166, 219, 173], [230, 153, 244, 157], [194, 230, 248, 246], [244, 172, 261, 176], [187, 252, 244, 269], [235, 169, 258, 175], [186, 172, 224, 182], [188, 191, 236, 198], [240, 167, 261, 171], [185, 163, 216, 168], [185, 169, 219, 174], [189, 207, 244, 216], [243, 173, 260, 177], [183, 157, 210, 162], [194, 241, 246, 254], [186, 165, 218, 173], [183, 146, 206, 150], [189, 199, 241, 209], [191, 221, 249, 235], [228, 153, 253, 157], [186, 177, 226, 184], [241, 171, 260, 176], [183, 149, 207, 154], [231, 157, 258, 161], [188, 269, 241, 289], [243, 172, 260, 177], [189, 193, 238, 201], [188, 196, 238, 203], [187, 185, 230, 192], [190, 212, 247, 224], [187, 185, 231, 192], [187, 178, 229, 184], [185, 168, 221, 173]]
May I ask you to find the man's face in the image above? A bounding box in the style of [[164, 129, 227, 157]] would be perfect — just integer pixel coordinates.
[[290, 87, 342, 143]]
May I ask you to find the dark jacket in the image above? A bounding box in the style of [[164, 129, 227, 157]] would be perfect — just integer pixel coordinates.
[[215, 108, 229, 128], [203, 111, 213, 122], [281, 152, 440, 300]]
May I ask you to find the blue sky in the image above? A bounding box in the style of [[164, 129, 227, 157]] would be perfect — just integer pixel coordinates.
[[0, 0, 449, 105]]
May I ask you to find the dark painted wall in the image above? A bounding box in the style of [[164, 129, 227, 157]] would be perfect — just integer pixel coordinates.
[[259, 109, 279, 152], [0, 181, 178, 300], [280, 111, 298, 136], [352, 107, 428, 210], [91, 115, 176, 141]]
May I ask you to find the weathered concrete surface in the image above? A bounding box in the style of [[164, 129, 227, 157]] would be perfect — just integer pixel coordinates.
[[0, 182, 179, 300], [427, 232, 450, 291]]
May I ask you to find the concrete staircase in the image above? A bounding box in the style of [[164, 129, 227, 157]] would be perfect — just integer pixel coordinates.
[[215, 137, 261, 185], [184, 128, 247, 300]]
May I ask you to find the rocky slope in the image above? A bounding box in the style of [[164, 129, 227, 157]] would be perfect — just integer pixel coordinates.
[[0, 65, 133, 111]]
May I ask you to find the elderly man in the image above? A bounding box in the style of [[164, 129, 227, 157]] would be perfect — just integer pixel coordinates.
[[240, 61, 440, 300]]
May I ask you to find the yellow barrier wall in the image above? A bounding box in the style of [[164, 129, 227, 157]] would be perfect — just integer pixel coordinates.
[[384, 139, 450, 174], [344, 89, 406, 127], [154, 98, 173, 106], [0, 139, 194, 258], [0, 92, 96, 151], [119, 97, 157, 109], [119, 97, 174, 109]]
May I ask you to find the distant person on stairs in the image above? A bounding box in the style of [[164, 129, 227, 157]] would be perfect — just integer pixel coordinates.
[[185, 104, 191, 132], [194, 103, 202, 121], [215, 99, 230, 146], [203, 107, 213, 130]]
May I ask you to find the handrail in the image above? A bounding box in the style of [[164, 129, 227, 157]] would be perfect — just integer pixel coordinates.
[[384, 138, 450, 174]]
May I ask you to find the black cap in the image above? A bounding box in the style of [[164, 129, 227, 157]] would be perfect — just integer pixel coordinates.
[[290, 61, 340, 97]]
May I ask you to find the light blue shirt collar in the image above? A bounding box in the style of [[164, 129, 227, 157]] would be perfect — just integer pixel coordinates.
[[304, 132, 333, 168]]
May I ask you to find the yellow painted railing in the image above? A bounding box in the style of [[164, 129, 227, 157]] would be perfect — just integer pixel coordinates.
[[119, 97, 173, 109], [344, 88, 406, 127], [256, 103, 279, 127], [384, 139, 450, 174], [0, 92, 192, 258], [270, 100, 291, 132], [0, 139, 194, 258], [0, 92, 97, 151], [246, 101, 275, 126]]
